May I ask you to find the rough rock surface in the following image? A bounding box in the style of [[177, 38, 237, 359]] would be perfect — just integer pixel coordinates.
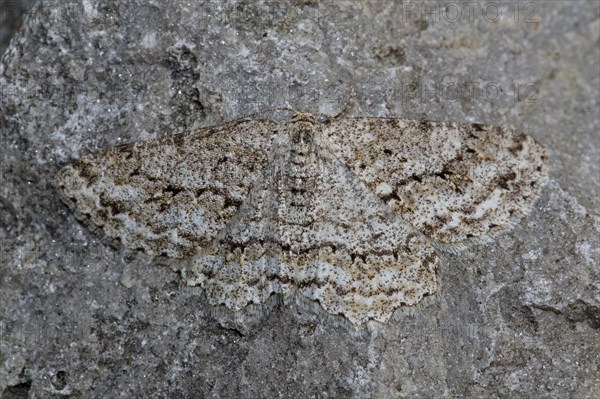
[[0, 0, 36, 57], [1, 1, 598, 398]]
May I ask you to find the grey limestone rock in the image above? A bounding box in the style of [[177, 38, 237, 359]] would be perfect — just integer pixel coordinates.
[[0, 1, 598, 398]]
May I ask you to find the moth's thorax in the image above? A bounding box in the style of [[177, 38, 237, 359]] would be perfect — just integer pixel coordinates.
[[283, 119, 323, 171]]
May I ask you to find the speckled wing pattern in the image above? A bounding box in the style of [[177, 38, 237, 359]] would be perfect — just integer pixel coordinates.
[[55, 120, 277, 258], [293, 154, 437, 324], [183, 139, 298, 314], [325, 118, 547, 247], [183, 121, 437, 324], [55, 114, 546, 325]]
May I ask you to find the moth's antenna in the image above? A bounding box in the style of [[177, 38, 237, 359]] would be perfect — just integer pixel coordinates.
[[231, 107, 299, 123], [225, 87, 355, 124], [323, 87, 355, 124]]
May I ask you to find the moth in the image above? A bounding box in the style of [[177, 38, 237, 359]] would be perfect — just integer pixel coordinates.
[[55, 110, 547, 325]]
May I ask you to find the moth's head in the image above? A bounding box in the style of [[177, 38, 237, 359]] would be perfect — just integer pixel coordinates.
[[288, 113, 320, 145], [290, 112, 318, 124]]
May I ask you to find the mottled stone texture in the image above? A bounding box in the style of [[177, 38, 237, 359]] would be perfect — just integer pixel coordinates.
[[0, 0, 36, 57], [0, 1, 598, 398]]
